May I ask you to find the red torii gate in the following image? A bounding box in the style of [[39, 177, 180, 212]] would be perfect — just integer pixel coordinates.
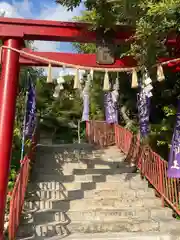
[[0, 17, 179, 239]]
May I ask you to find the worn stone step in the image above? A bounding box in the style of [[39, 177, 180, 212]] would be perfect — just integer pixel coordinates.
[[24, 207, 173, 225], [95, 181, 148, 190], [36, 145, 124, 162], [68, 197, 162, 209], [31, 174, 75, 183], [32, 163, 130, 176], [37, 143, 95, 150], [31, 174, 106, 183], [74, 173, 142, 183], [73, 167, 136, 175], [28, 181, 97, 191], [47, 232, 180, 240], [36, 145, 99, 161], [33, 162, 88, 171], [32, 173, 143, 185], [28, 179, 139, 192], [25, 187, 155, 201], [17, 219, 160, 238], [24, 196, 162, 211], [25, 189, 85, 201], [84, 188, 155, 199], [16, 232, 180, 240], [23, 208, 150, 224], [150, 208, 173, 220], [100, 155, 126, 163], [159, 219, 180, 233]]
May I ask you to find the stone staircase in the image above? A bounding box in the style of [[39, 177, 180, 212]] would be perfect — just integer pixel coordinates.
[[17, 143, 180, 240]]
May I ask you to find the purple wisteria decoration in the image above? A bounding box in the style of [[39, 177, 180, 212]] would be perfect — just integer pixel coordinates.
[[167, 99, 180, 178], [104, 91, 118, 124], [137, 89, 151, 138], [25, 80, 36, 138]]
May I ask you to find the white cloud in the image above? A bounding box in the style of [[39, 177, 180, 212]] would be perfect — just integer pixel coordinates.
[[0, 2, 21, 18], [12, 0, 33, 18], [0, 0, 83, 77]]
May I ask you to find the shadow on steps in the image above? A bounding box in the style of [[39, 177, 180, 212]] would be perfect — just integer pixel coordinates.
[[18, 143, 140, 239]]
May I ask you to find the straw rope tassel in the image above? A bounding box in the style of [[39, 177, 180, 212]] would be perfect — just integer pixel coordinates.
[[90, 69, 94, 80], [131, 68, 138, 88], [103, 71, 110, 91], [115, 72, 119, 90], [73, 69, 81, 89], [46, 63, 53, 83], [157, 64, 165, 82]]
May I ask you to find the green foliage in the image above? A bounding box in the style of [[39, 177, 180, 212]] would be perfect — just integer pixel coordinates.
[[56, 1, 180, 160], [89, 72, 104, 120], [36, 74, 84, 143], [58, 0, 179, 68]]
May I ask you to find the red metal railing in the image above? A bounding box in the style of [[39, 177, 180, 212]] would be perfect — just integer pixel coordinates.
[[8, 134, 37, 240], [114, 124, 180, 215], [86, 121, 180, 216], [86, 120, 115, 147]]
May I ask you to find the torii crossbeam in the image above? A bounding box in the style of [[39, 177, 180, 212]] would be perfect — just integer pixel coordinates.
[[0, 16, 179, 240]]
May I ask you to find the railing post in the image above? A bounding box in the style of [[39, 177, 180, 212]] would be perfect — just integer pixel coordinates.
[[85, 121, 89, 142], [158, 159, 165, 207], [0, 38, 21, 239], [114, 124, 118, 146]]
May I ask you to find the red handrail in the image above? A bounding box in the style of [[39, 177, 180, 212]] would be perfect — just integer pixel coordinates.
[[114, 124, 180, 215], [86, 121, 180, 216], [86, 120, 115, 147], [8, 135, 37, 240]]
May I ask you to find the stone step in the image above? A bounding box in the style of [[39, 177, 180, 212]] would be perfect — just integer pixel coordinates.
[[35, 149, 124, 162], [31, 174, 75, 183], [23, 208, 149, 224], [25, 187, 155, 201], [31, 173, 142, 184], [16, 232, 180, 240], [28, 181, 97, 191], [84, 187, 155, 199], [23, 207, 173, 225], [67, 197, 162, 209], [33, 161, 127, 173], [37, 143, 95, 150], [73, 167, 136, 175], [32, 163, 130, 176], [28, 178, 141, 192], [95, 181, 148, 190], [33, 162, 88, 171], [36, 145, 101, 161], [26, 189, 84, 201], [36, 146, 124, 161], [24, 196, 162, 211], [17, 219, 161, 238], [42, 232, 180, 240]]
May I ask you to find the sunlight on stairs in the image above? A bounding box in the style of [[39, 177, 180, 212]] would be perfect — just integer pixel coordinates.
[[17, 143, 180, 240]]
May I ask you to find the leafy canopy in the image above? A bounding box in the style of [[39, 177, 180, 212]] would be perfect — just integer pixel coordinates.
[[57, 0, 180, 67]]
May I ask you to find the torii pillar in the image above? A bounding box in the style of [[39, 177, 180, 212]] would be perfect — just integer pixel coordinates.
[[0, 38, 21, 239]]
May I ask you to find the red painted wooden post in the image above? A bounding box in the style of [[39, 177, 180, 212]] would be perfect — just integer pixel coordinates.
[[85, 121, 89, 142], [0, 38, 21, 239]]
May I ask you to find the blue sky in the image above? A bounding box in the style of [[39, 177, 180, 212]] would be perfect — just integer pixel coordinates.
[[0, 0, 84, 52], [0, 0, 84, 76]]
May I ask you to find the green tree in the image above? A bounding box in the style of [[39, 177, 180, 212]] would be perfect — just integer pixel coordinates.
[[57, 0, 179, 68], [56, 0, 180, 159], [36, 74, 83, 143]]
